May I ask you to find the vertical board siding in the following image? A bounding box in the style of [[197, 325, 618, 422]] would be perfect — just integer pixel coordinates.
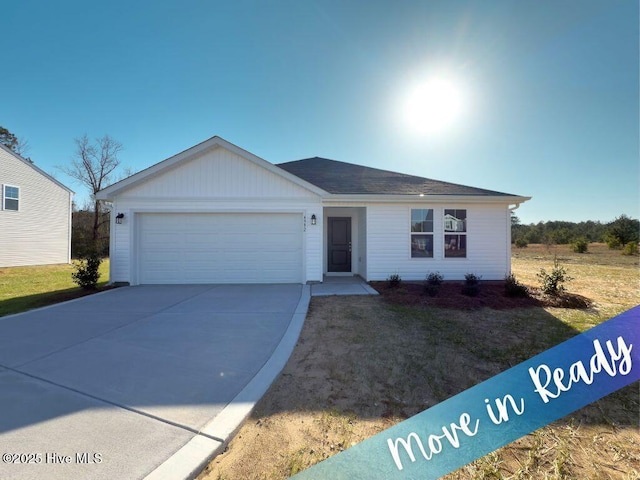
[[305, 209, 323, 282], [111, 201, 131, 282], [108, 145, 323, 285], [367, 203, 509, 281], [0, 149, 71, 267], [123, 147, 317, 199]]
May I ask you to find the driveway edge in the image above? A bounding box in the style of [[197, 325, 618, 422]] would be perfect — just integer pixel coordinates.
[[0, 288, 117, 321], [144, 284, 312, 480]]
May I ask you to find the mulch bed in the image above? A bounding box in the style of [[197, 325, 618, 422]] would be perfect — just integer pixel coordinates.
[[370, 281, 591, 310], [34, 285, 118, 309]]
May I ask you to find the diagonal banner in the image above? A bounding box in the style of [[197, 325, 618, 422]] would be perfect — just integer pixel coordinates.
[[291, 305, 639, 480]]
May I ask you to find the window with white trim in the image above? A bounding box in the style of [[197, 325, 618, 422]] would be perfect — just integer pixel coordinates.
[[411, 208, 433, 258], [444, 209, 466, 258], [3, 185, 19, 211]]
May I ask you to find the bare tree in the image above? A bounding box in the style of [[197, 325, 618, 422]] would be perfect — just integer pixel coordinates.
[[59, 134, 123, 250]]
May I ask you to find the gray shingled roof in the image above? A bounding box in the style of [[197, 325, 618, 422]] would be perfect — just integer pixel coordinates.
[[277, 157, 515, 196]]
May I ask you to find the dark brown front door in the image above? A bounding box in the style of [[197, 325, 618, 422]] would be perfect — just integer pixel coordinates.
[[328, 217, 352, 272]]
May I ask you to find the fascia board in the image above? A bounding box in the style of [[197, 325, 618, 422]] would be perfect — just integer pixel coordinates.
[[322, 194, 532, 205], [0, 144, 74, 194], [97, 136, 328, 201]]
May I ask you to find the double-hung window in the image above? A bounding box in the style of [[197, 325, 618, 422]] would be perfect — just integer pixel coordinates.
[[411, 209, 433, 258], [3, 185, 19, 211], [444, 209, 466, 257]]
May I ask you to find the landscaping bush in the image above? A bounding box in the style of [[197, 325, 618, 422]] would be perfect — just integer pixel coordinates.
[[423, 271, 443, 296], [570, 237, 589, 253], [386, 273, 402, 288], [504, 274, 529, 297], [536, 256, 572, 296], [514, 237, 528, 248], [462, 273, 481, 297], [72, 253, 102, 290], [622, 241, 639, 256]]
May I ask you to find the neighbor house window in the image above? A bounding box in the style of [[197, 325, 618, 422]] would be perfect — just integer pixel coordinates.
[[3, 185, 19, 211], [411, 209, 433, 258], [444, 209, 466, 258]]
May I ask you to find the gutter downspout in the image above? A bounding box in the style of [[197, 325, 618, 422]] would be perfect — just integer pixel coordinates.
[[507, 202, 524, 275], [68, 192, 74, 264]]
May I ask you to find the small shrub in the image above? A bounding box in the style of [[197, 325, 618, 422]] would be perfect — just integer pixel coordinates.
[[462, 273, 482, 297], [386, 273, 402, 288], [423, 271, 443, 296], [72, 254, 102, 290], [514, 237, 528, 248], [536, 256, 572, 296], [504, 274, 529, 297], [464, 273, 481, 283], [605, 234, 622, 250], [622, 241, 639, 256], [570, 237, 589, 253]]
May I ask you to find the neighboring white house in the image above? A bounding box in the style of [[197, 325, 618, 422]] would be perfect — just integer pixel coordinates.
[[0, 144, 73, 267], [96, 136, 530, 285]]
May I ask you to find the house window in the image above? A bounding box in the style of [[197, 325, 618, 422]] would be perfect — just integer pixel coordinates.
[[444, 209, 466, 258], [3, 185, 19, 211], [411, 208, 433, 258]]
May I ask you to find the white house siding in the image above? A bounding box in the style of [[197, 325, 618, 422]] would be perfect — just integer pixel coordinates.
[[121, 146, 313, 199], [356, 207, 367, 279], [108, 146, 323, 284], [366, 203, 510, 281], [305, 210, 323, 282], [0, 149, 72, 267]]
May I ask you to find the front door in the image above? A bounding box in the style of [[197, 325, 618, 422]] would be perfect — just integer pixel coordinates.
[[328, 217, 352, 272]]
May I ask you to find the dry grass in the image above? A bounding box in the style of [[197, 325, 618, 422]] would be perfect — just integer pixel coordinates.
[[199, 243, 639, 480]]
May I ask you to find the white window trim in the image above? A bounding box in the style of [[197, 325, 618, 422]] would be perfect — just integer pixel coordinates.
[[410, 207, 434, 259], [443, 209, 467, 259], [3, 184, 20, 211]]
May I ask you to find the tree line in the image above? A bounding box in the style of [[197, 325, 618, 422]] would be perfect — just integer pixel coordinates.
[[3, 125, 124, 287], [512, 214, 639, 248]]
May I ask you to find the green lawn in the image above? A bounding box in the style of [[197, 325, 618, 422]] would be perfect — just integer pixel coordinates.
[[0, 260, 110, 317]]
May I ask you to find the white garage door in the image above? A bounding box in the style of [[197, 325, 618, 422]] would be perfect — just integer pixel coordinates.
[[137, 213, 303, 284]]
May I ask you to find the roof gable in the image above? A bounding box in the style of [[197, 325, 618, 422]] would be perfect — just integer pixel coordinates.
[[97, 137, 528, 202], [97, 136, 326, 200], [278, 157, 518, 197], [0, 144, 73, 194]]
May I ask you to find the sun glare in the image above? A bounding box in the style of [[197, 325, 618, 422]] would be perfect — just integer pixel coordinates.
[[402, 76, 464, 136]]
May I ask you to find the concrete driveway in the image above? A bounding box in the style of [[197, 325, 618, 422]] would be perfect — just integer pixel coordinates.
[[0, 284, 310, 480]]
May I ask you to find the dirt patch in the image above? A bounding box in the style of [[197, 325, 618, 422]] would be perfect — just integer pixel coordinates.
[[199, 248, 638, 480], [200, 296, 414, 479], [198, 296, 638, 480], [371, 281, 592, 310]]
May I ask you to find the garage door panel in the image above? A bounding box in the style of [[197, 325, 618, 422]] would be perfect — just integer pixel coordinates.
[[138, 213, 303, 284]]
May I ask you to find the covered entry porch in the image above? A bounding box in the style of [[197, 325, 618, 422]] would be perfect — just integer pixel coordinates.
[[323, 207, 367, 279]]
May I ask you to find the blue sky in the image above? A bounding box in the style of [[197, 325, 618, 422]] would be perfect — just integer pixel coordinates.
[[2, 0, 637, 224]]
